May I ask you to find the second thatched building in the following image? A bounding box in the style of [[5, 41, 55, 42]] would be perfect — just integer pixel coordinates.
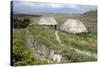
[[60, 19, 88, 34]]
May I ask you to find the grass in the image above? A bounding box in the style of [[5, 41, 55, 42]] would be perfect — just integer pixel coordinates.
[[61, 48, 97, 63], [59, 31, 97, 53], [13, 24, 97, 65], [28, 25, 63, 50], [28, 24, 97, 61], [13, 28, 55, 66], [12, 14, 97, 65], [13, 29, 35, 66]]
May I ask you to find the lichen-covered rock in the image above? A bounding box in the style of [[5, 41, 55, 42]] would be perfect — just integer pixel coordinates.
[[25, 29, 63, 63], [33, 40, 53, 57], [53, 54, 62, 62]]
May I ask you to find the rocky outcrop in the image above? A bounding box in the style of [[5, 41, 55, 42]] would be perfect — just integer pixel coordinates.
[[53, 54, 62, 62], [33, 40, 55, 58], [25, 30, 62, 62]]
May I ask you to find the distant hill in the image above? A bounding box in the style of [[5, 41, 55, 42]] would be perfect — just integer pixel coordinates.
[[81, 10, 97, 18], [12, 11, 81, 17], [80, 10, 97, 32]]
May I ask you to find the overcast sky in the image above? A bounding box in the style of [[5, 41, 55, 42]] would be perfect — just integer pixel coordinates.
[[12, 1, 97, 14]]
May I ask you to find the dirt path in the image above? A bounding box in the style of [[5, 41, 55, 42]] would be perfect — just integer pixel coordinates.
[[55, 31, 64, 46]]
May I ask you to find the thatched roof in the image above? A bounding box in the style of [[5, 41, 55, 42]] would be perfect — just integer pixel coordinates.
[[38, 17, 58, 25], [60, 19, 88, 33]]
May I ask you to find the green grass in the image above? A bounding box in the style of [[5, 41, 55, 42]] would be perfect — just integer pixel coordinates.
[[59, 31, 97, 53], [13, 29, 35, 66], [13, 28, 55, 66], [28, 25, 63, 50], [28, 24, 97, 61], [13, 24, 97, 65], [61, 48, 97, 63], [12, 11, 97, 65]]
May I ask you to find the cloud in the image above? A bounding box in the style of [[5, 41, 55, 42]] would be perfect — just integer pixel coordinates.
[[13, 1, 66, 8], [46, 3, 66, 8], [13, 1, 97, 14], [26, 2, 66, 8], [19, 2, 80, 9], [67, 5, 79, 8]]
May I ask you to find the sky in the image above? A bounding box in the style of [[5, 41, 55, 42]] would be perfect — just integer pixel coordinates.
[[12, 1, 97, 14]]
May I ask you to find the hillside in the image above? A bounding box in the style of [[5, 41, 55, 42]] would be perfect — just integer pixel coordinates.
[[81, 10, 97, 18], [12, 11, 97, 66], [79, 10, 97, 32], [12, 1, 97, 66], [12, 24, 97, 66]]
